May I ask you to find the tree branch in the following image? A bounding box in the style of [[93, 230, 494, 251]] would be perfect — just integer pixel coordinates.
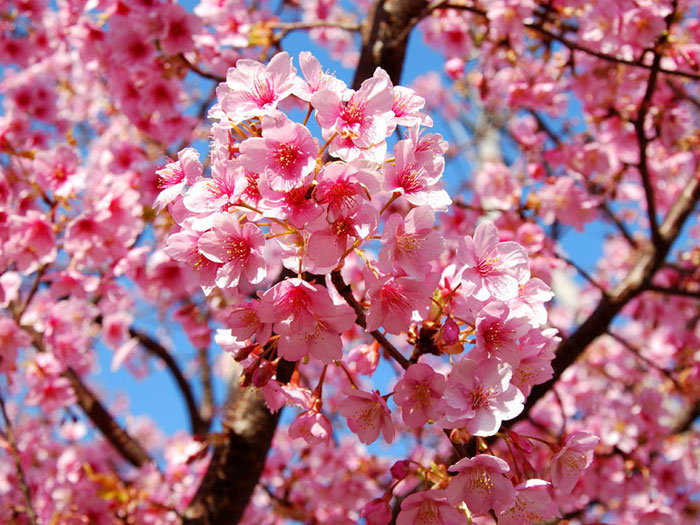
[[646, 284, 700, 300], [63, 367, 154, 468], [182, 360, 294, 525], [507, 171, 700, 427], [352, 0, 429, 88], [0, 389, 38, 525], [331, 271, 410, 369], [129, 327, 209, 435], [21, 325, 153, 469]]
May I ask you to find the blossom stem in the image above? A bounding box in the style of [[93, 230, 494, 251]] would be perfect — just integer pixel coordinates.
[[318, 132, 338, 158], [303, 104, 313, 126]]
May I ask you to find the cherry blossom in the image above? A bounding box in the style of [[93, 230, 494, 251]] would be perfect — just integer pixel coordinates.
[[447, 454, 516, 515], [551, 430, 600, 494], [338, 388, 395, 445], [443, 357, 524, 436]]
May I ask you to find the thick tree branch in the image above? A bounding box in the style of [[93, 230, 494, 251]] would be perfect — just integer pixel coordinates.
[[646, 284, 700, 300], [21, 325, 153, 469], [198, 346, 215, 430], [352, 0, 428, 88], [63, 367, 154, 468], [182, 360, 294, 525]]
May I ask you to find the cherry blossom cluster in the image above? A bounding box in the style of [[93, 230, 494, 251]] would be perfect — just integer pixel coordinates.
[[154, 50, 598, 523], [3, 0, 700, 523]]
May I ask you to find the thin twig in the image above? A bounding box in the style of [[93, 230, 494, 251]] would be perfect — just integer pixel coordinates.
[[633, 51, 663, 248], [129, 327, 208, 435], [556, 253, 606, 293], [179, 54, 225, 83], [0, 390, 38, 525], [606, 331, 682, 391]]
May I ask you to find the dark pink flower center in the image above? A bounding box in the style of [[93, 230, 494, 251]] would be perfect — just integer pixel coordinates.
[[341, 100, 366, 126], [274, 143, 300, 171], [332, 218, 352, 238], [157, 162, 185, 188], [250, 76, 276, 106], [476, 255, 498, 276], [324, 179, 357, 210], [397, 164, 425, 194], [380, 284, 409, 310]]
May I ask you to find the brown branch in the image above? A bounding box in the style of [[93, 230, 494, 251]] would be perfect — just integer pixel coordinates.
[[63, 367, 154, 467], [129, 327, 209, 435], [273, 20, 360, 41], [331, 271, 410, 369], [0, 389, 38, 525], [599, 202, 639, 248], [23, 326, 153, 468], [556, 252, 606, 293], [179, 54, 225, 83], [352, 0, 429, 88], [634, 51, 663, 248], [646, 284, 700, 300], [182, 360, 294, 525]]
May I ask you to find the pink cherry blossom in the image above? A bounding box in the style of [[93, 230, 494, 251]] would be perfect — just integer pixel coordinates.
[[393, 363, 446, 427], [289, 410, 333, 446], [314, 161, 378, 220], [338, 388, 395, 444], [312, 70, 394, 159], [443, 356, 524, 436], [275, 297, 355, 363], [361, 497, 392, 525], [551, 430, 599, 494], [457, 221, 528, 301], [498, 480, 560, 525], [154, 148, 203, 212], [366, 274, 436, 335], [0, 318, 31, 373], [396, 490, 466, 525], [378, 206, 445, 275], [447, 454, 516, 515], [306, 204, 378, 272], [218, 51, 298, 123], [198, 213, 267, 288], [473, 301, 530, 367], [294, 50, 347, 102], [239, 114, 318, 192], [384, 139, 451, 211]]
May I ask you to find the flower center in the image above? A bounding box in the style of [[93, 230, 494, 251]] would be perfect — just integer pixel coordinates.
[[274, 143, 300, 170]]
